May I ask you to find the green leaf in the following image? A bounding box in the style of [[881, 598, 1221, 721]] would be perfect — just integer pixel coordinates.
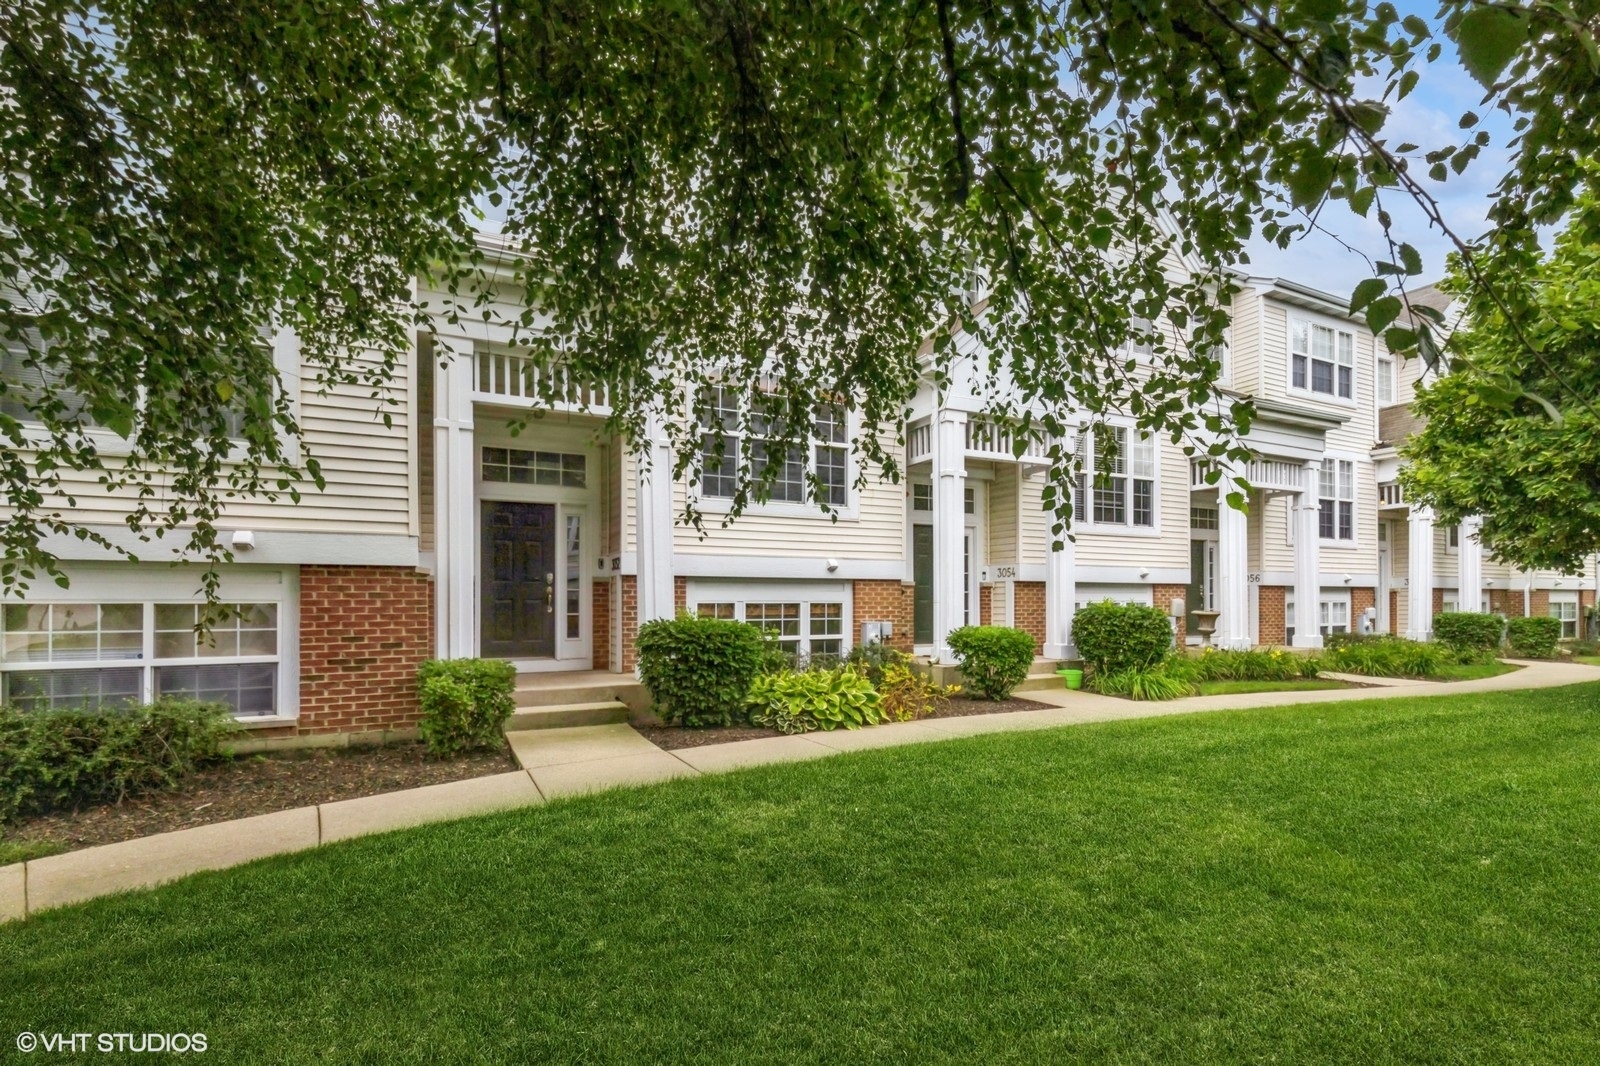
[[1382, 325, 1417, 351], [1349, 277, 1387, 314], [1398, 243, 1423, 275], [1453, 5, 1528, 88], [1286, 154, 1337, 210], [1366, 295, 1403, 335]]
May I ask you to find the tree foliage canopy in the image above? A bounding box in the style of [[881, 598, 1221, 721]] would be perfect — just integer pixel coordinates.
[[1402, 166, 1600, 573], [3, 0, 1599, 589]]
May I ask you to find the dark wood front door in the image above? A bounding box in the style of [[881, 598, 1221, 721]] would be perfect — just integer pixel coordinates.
[[481, 501, 557, 658]]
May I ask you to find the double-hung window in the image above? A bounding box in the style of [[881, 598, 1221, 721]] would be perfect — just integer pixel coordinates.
[[1318, 459, 1355, 541], [1286, 592, 1351, 643], [1074, 426, 1156, 529], [1376, 354, 1396, 406], [1291, 319, 1355, 400], [696, 599, 845, 659], [698, 386, 849, 507]]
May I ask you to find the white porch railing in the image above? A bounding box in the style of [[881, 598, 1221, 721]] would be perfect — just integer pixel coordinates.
[[965, 418, 1050, 464], [906, 417, 1049, 466], [473, 348, 612, 414], [1191, 457, 1305, 494], [1378, 481, 1405, 506]]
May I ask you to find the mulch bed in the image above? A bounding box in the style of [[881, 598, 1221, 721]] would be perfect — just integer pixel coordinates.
[[2, 741, 518, 856], [638, 695, 1053, 751]]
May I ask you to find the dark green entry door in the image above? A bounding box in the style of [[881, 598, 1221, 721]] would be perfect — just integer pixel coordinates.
[[482, 501, 557, 658], [913, 523, 934, 645]]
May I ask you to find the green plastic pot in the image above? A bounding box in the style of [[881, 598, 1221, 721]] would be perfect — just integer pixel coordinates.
[[1056, 668, 1084, 691]]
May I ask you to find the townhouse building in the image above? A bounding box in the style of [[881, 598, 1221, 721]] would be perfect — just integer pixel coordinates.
[[1, 251, 1593, 741]]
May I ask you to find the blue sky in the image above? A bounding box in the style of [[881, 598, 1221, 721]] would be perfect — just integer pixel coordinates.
[[1242, 7, 1512, 297]]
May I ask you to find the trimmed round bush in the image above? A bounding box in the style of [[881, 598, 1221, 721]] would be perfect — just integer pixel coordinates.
[[418, 658, 516, 755], [1072, 600, 1173, 675], [1433, 612, 1505, 655], [946, 625, 1036, 700], [637, 613, 765, 727], [1506, 615, 1562, 659]]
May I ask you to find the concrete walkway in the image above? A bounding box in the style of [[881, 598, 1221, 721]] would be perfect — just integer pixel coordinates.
[[5, 658, 1597, 923]]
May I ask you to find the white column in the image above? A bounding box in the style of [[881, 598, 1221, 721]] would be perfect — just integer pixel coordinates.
[[1407, 505, 1436, 640], [434, 337, 477, 659], [931, 406, 968, 661], [1458, 514, 1484, 613], [1043, 433, 1076, 659], [1292, 460, 1323, 649], [635, 411, 675, 628], [1214, 472, 1252, 650]]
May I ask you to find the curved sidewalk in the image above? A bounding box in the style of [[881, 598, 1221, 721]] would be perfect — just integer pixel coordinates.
[[5, 659, 1598, 923]]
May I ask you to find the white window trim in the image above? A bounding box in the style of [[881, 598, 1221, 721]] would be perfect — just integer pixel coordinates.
[[687, 387, 861, 521], [0, 565, 299, 721], [1376, 352, 1397, 410], [1549, 591, 1580, 639], [1073, 422, 1163, 537], [4, 328, 302, 461], [1318, 454, 1360, 547], [1286, 311, 1359, 408], [1285, 589, 1353, 640], [686, 580, 853, 658]]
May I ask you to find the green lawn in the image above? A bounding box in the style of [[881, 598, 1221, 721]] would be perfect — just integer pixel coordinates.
[[1576, 655, 1600, 667], [1435, 660, 1523, 681], [7, 684, 1600, 1063], [0, 839, 63, 865], [1195, 677, 1352, 696]]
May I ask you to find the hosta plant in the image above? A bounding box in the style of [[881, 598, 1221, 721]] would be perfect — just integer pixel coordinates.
[[746, 668, 885, 735]]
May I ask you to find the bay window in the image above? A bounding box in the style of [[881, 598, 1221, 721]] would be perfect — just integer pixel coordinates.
[[1291, 319, 1355, 400]]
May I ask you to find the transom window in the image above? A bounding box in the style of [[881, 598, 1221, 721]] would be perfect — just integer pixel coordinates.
[[1291, 319, 1355, 399], [1319, 459, 1355, 541], [1190, 505, 1219, 531], [481, 447, 586, 487], [698, 386, 848, 506], [912, 484, 932, 511], [1074, 425, 1156, 529], [1, 601, 281, 716]]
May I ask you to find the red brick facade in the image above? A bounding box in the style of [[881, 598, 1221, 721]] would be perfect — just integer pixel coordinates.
[[1259, 585, 1288, 646], [978, 585, 993, 626], [1014, 581, 1045, 652], [1152, 584, 1187, 646], [619, 575, 639, 671], [852, 580, 915, 652], [592, 579, 611, 671], [298, 565, 435, 736], [1352, 587, 1375, 632], [1389, 590, 1399, 634]]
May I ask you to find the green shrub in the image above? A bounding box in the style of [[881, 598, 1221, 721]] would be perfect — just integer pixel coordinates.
[[637, 614, 766, 727], [1073, 601, 1173, 675], [1433, 612, 1505, 655], [1323, 636, 1448, 678], [946, 625, 1035, 700], [1506, 616, 1562, 659], [1186, 646, 1319, 681], [1094, 658, 1197, 701], [417, 658, 516, 755], [879, 663, 960, 721], [845, 642, 914, 687], [0, 699, 236, 825], [745, 668, 885, 734]]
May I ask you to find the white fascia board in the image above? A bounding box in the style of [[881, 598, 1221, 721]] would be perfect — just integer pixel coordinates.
[[37, 527, 421, 568]]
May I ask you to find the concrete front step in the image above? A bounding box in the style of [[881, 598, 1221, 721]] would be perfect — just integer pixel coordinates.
[[504, 700, 631, 732], [514, 679, 649, 711]]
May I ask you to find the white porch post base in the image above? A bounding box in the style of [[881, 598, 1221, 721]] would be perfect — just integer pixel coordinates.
[[1407, 505, 1436, 640], [635, 412, 675, 629], [1292, 460, 1323, 650], [1458, 514, 1484, 613], [434, 337, 477, 659], [931, 407, 968, 662], [1214, 478, 1252, 650]]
